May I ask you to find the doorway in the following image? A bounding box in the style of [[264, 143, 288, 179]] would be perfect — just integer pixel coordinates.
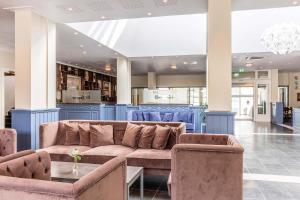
[[232, 87, 254, 120]]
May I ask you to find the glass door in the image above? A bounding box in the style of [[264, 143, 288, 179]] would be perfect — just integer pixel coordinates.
[[254, 82, 270, 122], [232, 87, 254, 120]]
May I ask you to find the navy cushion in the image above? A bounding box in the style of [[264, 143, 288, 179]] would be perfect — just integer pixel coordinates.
[[136, 112, 144, 121], [173, 112, 189, 122], [163, 113, 174, 122], [131, 112, 138, 121], [149, 112, 162, 121], [186, 123, 194, 130], [143, 112, 150, 121]]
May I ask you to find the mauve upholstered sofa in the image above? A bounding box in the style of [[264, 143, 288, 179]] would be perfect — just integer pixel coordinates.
[[39, 120, 186, 176], [0, 151, 127, 200], [0, 129, 17, 157], [168, 134, 244, 200]]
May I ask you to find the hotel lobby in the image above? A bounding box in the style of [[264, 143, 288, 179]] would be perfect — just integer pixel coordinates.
[[0, 0, 300, 199]]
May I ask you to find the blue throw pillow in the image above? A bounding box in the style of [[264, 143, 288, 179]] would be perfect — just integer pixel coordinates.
[[173, 112, 189, 122], [163, 113, 174, 122], [149, 112, 162, 121], [143, 112, 150, 121], [137, 112, 144, 121]]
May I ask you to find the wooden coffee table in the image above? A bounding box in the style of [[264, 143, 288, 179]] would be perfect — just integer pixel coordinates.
[[51, 161, 144, 200]]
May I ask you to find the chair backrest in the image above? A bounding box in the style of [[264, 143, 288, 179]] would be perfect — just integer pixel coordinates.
[[0, 151, 51, 181], [171, 134, 244, 200], [0, 150, 35, 163], [0, 129, 17, 156]]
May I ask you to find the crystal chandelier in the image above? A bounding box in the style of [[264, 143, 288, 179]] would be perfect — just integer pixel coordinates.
[[260, 23, 300, 55]]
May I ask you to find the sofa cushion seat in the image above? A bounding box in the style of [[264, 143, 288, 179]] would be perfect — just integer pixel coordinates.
[[41, 145, 91, 162], [127, 149, 171, 170], [81, 145, 135, 164]]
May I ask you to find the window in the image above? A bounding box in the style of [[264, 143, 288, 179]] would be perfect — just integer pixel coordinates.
[[132, 87, 207, 106]]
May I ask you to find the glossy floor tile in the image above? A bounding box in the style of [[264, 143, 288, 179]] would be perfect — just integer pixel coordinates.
[[129, 121, 300, 200]]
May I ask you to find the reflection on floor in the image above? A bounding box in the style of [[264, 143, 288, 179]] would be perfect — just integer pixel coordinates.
[[129, 121, 300, 200]]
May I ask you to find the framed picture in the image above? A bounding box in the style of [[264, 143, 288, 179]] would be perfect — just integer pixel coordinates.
[[297, 93, 300, 101]]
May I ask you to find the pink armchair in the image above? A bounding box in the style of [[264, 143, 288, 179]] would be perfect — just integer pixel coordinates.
[[169, 134, 244, 200], [0, 129, 17, 157], [0, 151, 127, 200]]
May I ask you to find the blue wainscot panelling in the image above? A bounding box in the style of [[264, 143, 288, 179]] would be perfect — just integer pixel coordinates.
[[58, 104, 102, 120], [293, 108, 300, 130], [205, 111, 236, 135], [100, 105, 116, 120], [11, 108, 59, 150], [116, 104, 130, 120], [271, 102, 284, 125]]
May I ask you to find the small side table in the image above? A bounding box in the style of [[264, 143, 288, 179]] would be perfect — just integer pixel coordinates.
[[127, 166, 144, 200]]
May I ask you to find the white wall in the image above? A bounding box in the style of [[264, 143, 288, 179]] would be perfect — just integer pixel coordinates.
[[4, 76, 15, 114], [279, 72, 300, 108], [0, 51, 14, 69], [132, 74, 207, 88]]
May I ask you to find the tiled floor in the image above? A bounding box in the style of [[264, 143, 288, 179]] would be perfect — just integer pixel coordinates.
[[129, 121, 300, 200]]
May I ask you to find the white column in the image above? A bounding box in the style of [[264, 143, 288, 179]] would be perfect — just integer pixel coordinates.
[[14, 8, 56, 110], [0, 69, 4, 128], [117, 57, 132, 104], [271, 69, 279, 102], [206, 0, 232, 111]]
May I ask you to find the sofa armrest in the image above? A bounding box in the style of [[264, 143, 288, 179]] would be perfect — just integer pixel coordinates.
[[173, 143, 244, 154], [179, 133, 243, 148], [74, 156, 127, 200], [39, 122, 59, 149], [0, 129, 17, 156], [176, 123, 186, 143]]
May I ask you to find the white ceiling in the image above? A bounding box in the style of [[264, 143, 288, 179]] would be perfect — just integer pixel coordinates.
[[0, 0, 300, 75], [0, 0, 298, 23]]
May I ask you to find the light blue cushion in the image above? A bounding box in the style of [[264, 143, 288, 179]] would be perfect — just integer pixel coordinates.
[[163, 113, 174, 122], [149, 112, 162, 121]]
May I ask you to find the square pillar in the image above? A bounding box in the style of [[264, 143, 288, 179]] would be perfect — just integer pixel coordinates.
[[207, 0, 232, 112], [206, 0, 235, 134], [117, 57, 132, 104], [11, 8, 59, 150], [0, 69, 4, 128]]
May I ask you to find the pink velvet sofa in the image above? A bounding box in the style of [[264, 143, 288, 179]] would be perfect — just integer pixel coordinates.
[[0, 129, 17, 157], [0, 151, 127, 200], [168, 134, 244, 200], [40, 120, 186, 176]]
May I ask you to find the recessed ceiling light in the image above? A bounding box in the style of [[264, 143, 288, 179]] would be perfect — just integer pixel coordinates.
[[147, 12, 152, 16], [82, 51, 87, 55], [67, 7, 73, 11], [74, 32, 78, 35], [269, 61, 273, 64], [293, 1, 298, 5], [190, 61, 198, 65], [97, 43, 102, 47], [101, 16, 106, 19], [245, 63, 253, 67], [171, 65, 177, 69], [183, 61, 188, 65], [105, 65, 111, 71], [163, 0, 168, 3], [114, 52, 118, 55], [79, 45, 84, 48]]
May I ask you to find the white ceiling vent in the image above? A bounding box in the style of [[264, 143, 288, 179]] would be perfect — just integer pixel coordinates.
[[153, 0, 178, 7], [245, 56, 264, 61], [118, 0, 144, 9], [86, 1, 114, 12]]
